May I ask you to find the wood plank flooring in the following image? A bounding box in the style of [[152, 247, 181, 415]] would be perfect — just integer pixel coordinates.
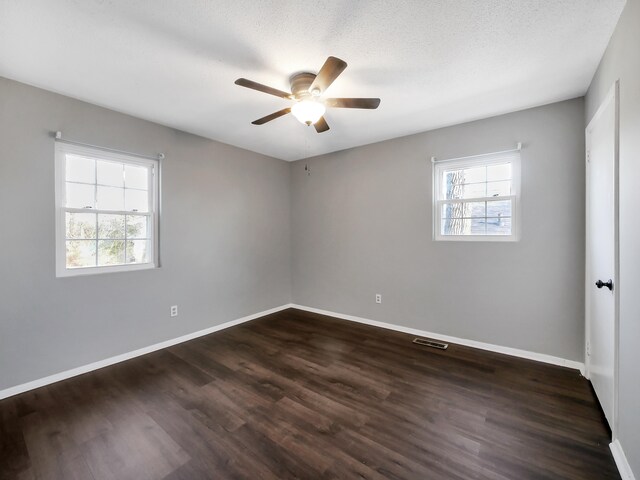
[[0, 308, 620, 479]]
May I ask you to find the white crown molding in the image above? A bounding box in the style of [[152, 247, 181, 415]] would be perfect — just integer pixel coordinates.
[[290, 304, 585, 373], [0, 304, 293, 400]]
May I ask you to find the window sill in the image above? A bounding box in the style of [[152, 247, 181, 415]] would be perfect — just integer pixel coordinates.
[[434, 235, 519, 242], [56, 263, 158, 278]]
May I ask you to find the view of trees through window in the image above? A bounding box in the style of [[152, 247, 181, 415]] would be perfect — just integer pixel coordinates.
[[441, 162, 513, 236], [66, 213, 149, 267], [63, 154, 152, 268]]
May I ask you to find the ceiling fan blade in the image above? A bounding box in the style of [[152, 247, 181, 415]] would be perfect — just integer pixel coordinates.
[[309, 57, 347, 94], [314, 116, 330, 133], [235, 78, 292, 99], [252, 108, 292, 125], [325, 98, 381, 109]]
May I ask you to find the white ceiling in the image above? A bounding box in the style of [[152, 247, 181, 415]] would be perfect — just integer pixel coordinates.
[[0, 1, 625, 161]]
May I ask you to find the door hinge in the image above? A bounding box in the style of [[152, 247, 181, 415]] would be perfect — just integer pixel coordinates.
[[586, 341, 591, 356], [586, 151, 590, 163]]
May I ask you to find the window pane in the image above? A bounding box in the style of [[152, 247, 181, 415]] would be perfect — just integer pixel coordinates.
[[66, 212, 96, 239], [125, 189, 149, 212], [469, 218, 487, 235], [443, 217, 512, 236], [487, 163, 511, 181], [486, 200, 512, 217], [66, 240, 96, 268], [97, 161, 124, 187], [444, 166, 486, 186], [58, 145, 157, 275], [461, 166, 486, 184], [443, 218, 468, 235], [66, 155, 95, 183], [126, 215, 148, 239], [125, 165, 148, 190], [486, 217, 512, 235], [66, 182, 95, 208], [487, 180, 511, 197], [126, 240, 149, 264], [97, 186, 125, 210], [446, 182, 486, 200], [442, 203, 462, 219], [98, 214, 125, 239], [443, 170, 462, 196], [443, 218, 489, 236], [98, 240, 125, 266], [443, 170, 460, 191], [441, 201, 485, 219], [435, 154, 518, 240]]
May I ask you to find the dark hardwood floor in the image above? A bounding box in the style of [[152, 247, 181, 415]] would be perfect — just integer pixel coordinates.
[[0, 308, 620, 480]]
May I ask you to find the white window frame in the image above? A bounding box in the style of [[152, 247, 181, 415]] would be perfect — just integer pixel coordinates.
[[55, 142, 160, 277], [432, 149, 521, 242]]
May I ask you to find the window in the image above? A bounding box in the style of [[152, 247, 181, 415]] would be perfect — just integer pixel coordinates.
[[433, 149, 520, 241], [55, 142, 159, 277]]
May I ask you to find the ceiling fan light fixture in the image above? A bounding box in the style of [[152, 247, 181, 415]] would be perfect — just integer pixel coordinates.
[[291, 100, 325, 126], [236, 56, 380, 133]]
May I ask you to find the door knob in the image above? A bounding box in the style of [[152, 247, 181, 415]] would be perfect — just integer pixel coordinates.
[[595, 279, 613, 291]]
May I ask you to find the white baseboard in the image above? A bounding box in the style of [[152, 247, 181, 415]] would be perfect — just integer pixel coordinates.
[[0, 302, 587, 401], [611, 439, 637, 480], [290, 304, 585, 373], [0, 304, 292, 401], [2, 303, 627, 476]]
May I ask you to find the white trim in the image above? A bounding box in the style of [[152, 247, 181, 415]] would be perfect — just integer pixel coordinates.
[[432, 148, 521, 242], [59, 262, 156, 277], [54, 141, 161, 277], [2, 302, 630, 478], [55, 131, 164, 161], [290, 304, 584, 373], [1, 302, 587, 402], [610, 440, 637, 480], [0, 304, 293, 400], [431, 142, 522, 163], [584, 80, 620, 438]]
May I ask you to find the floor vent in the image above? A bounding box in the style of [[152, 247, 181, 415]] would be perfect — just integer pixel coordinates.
[[413, 338, 448, 350]]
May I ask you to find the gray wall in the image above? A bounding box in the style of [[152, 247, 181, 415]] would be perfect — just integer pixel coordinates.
[[291, 98, 585, 362], [0, 77, 292, 391], [586, 0, 640, 474]]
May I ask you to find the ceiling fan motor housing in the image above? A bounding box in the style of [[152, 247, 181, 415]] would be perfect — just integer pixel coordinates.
[[235, 56, 379, 133], [290, 72, 317, 99]]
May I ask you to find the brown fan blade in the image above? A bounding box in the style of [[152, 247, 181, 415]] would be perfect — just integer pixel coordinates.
[[252, 108, 291, 125], [309, 57, 347, 94], [325, 98, 381, 109], [314, 116, 330, 133], [235, 78, 292, 99]]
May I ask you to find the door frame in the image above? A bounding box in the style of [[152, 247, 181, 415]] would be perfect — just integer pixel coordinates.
[[584, 80, 620, 439]]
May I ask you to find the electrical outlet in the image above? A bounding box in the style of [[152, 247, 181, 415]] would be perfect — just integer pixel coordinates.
[[170, 305, 178, 317], [375, 294, 382, 304]]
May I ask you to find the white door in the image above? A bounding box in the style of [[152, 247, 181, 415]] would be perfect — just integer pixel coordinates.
[[585, 81, 619, 433]]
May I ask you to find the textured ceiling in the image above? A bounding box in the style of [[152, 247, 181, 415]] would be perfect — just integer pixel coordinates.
[[0, 0, 625, 161]]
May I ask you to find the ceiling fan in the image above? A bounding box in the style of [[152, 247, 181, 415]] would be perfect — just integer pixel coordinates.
[[235, 56, 380, 133]]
